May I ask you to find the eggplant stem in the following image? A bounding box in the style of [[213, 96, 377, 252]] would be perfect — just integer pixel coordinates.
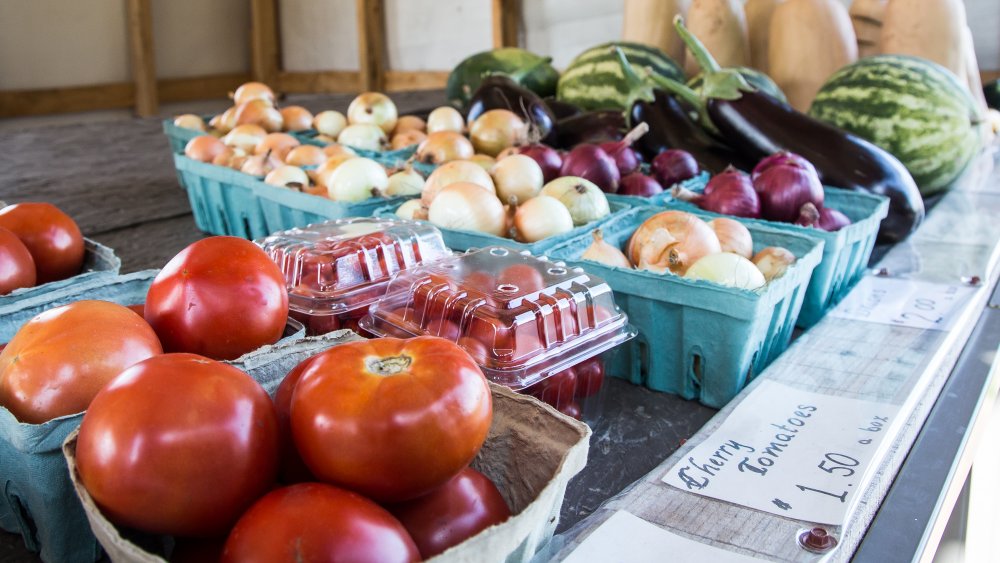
[[673, 16, 720, 74], [647, 73, 702, 110], [613, 47, 656, 108]]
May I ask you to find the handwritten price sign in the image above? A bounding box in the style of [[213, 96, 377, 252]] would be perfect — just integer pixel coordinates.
[[663, 381, 900, 525], [828, 277, 975, 331]]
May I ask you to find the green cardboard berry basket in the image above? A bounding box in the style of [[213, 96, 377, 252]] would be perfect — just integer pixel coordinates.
[[609, 182, 889, 328], [546, 206, 823, 408], [0, 270, 306, 563]]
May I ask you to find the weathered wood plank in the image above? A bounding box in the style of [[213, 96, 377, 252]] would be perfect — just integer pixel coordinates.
[[125, 0, 159, 117], [90, 214, 208, 274], [356, 0, 387, 92], [384, 71, 450, 92], [0, 84, 135, 119], [492, 0, 520, 48], [250, 0, 280, 86], [277, 71, 362, 94]]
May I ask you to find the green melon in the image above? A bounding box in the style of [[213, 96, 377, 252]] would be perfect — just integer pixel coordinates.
[[556, 41, 684, 112], [688, 67, 787, 104], [808, 55, 986, 196], [446, 48, 560, 109]]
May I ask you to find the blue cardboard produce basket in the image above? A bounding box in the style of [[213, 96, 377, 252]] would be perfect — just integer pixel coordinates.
[[161, 118, 203, 154], [0, 239, 120, 310], [373, 199, 634, 255], [0, 271, 306, 563], [610, 182, 888, 328], [546, 206, 823, 408], [173, 154, 411, 240]]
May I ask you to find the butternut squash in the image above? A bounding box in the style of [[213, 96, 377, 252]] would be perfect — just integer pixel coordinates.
[[769, 0, 857, 111], [683, 0, 749, 77], [880, 0, 966, 80], [850, 0, 886, 57], [961, 25, 989, 121], [744, 0, 782, 73], [622, 0, 693, 64]]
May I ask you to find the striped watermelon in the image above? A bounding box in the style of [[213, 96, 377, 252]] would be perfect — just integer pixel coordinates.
[[557, 42, 684, 112], [808, 55, 986, 196]]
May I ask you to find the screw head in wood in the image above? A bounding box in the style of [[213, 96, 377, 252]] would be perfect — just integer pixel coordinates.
[[797, 527, 837, 553]]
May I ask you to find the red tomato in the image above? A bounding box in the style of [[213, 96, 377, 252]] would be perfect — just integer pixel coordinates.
[[273, 357, 316, 484], [574, 357, 605, 398], [145, 236, 289, 360], [221, 483, 419, 563], [0, 227, 36, 295], [496, 264, 545, 294], [291, 337, 492, 502], [75, 353, 279, 537], [388, 467, 511, 558], [558, 400, 582, 419], [0, 300, 162, 423], [169, 537, 226, 563], [126, 303, 145, 318], [0, 203, 84, 284], [532, 368, 577, 408]]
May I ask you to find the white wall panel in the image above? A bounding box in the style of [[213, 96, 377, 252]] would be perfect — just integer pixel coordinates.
[[279, 0, 359, 71], [385, 0, 492, 70], [152, 0, 250, 78], [523, 0, 623, 69]]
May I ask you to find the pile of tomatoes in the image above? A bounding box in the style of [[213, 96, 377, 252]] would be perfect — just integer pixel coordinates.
[[0, 202, 85, 295]]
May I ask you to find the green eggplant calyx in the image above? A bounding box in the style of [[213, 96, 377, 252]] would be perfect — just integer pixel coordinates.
[[672, 15, 752, 101], [613, 46, 656, 107]]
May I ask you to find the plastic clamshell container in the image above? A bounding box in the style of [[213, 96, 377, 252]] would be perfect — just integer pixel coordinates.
[[256, 217, 451, 335], [0, 238, 120, 310], [172, 153, 411, 239], [611, 180, 889, 328], [0, 270, 306, 563], [360, 246, 636, 420], [373, 199, 633, 255], [546, 206, 823, 408]]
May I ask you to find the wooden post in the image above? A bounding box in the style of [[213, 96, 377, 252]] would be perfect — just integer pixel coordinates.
[[492, 0, 520, 48], [250, 0, 280, 87], [356, 0, 387, 92], [125, 0, 158, 116]]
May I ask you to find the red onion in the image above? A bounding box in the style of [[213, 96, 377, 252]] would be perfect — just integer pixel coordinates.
[[818, 206, 851, 231], [560, 144, 621, 193], [652, 149, 699, 187], [673, 167, 760, 218], [752, 151, 817, 182], [618, 173, 663, 197], [518, 144, 563, 184], [752, 159, 824, 223], [600, 142, 641, 176], [795, 202, 821, 227]]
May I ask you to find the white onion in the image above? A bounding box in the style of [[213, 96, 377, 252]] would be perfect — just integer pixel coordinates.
[[264, 165, 310, 189], [422, 160, 496, 206], [426, 106, 465, 133], [428, 183, 506, 236], [223, 124, 268, 152], [326, 158, 388, 202], [492, 154, 544, 203], [395, 199, 426, 220], [685, 253, 766, 289], [347, 92, 398, 134], [514, 195, 574, 242], [540, 176, 610, 226], [469, 154, 496, 172], [174, 114, 206, 131], [313, 111, 348, 138], [337, 124, 388, 152], [240, 151, 283, 177], [386, 168, 425, 196]]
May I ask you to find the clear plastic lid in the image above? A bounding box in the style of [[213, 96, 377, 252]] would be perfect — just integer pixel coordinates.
[[360, 246, 636, 389], [256, 217, 451, 315]]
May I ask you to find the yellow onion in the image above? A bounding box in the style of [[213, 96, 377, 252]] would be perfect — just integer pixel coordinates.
[[492, 154, 543, 203], [315, 154, 358, 187], [264, 165, 310, 189], [685, 253, 766, 289], [395, 199, 427, 220], [323, 144, 357, 158], [347, 92, 398, 134], [393, 115, 426, 135], [540, 176, 610, 226], [234, 99, 283, 132], [469, 109, 528, 157], [314, 134, 337, 143], [386, 168, 425, 197], [184, 135, 226, 163], [753, 246, 797, 282], [426, 106, 465, 134], [211, 146, 247, 167], [337, 124, 388, 152], [469, 154, 496, 172], [232, 81, 276, 107], [326, 157, 388, 202], [428, 183, 506, 236], [627, 211, 721, 275], [280, 106, 314, 132], [240, 150, 283, 177], [391, 130, 427, 150], [313, 111, 347, 138], [513, 195, 574, 242], [422, 161, 496, 206], [416, 132, 475, 165], [209, 107, 237, 134], [223, 124, 268, 152], [708, 218, 753, 259], [254, 132, 300, 160], [582, 229, 631, 269], [284, 145, 327, 167], [174, 114, 206, 132]]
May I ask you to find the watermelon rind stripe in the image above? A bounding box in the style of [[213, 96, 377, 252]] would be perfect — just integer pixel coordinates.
[[556, 41, 683, 111]]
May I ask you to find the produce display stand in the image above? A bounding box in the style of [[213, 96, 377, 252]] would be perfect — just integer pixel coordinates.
[[1, 93, 998, 563]]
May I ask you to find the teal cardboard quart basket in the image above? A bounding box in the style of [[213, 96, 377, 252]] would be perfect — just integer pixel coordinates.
[[0, 271, 307, 563], [609, 180, 889, 328], [0, 239, 120, 310], [546, 206, 824, 408]]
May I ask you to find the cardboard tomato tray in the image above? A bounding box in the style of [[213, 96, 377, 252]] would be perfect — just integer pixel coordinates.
[[62, 374, 590, 563], [0, 238, 120, 310], [0, 271, 309, 563]]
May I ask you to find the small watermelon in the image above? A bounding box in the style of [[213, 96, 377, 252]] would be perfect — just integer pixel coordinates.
[[557, 41, 684, 112], [688, 67, 787, 104], [809, 55, 986, 196], [447, 48, 559, 109]]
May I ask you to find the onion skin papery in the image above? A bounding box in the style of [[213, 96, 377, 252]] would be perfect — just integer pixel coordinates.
[[540, 177, 610, 226], [184, 135, 226, 163], [427, 107, 465, 134], [254, 133, 300, 160], [223, 124, 268, 153], [417, 132, 475, 165], [393, 115, 426, 135], [386, 169, 425, 197], [422, 161, 496, 206], [581, 229, 631, 269], [347, 92, 399, 134], [626, 210, 721, 275], [313, 111, 347, 138], [752, 246, 796, 282], [513, 195, 574, 242], [325, 158, 388, 202], [428, 183, 506, 236], [469, 110, 529, 157], [395, 199, 426, 220], [232, 81, 275, 107], [685, 253, 766, 290], [516, 144, 563, 184], [264, 165, 310, 189], [174, 114, 207, 132], [708, 218, 753, 259], [492, 155, 544, 203], [337, 124, 388, 152], [280, 106, 314, 132], [284, 145, 327, 167], [234, 99, 283, 132]]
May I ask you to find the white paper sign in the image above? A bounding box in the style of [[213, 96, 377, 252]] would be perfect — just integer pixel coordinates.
[[828, 276, 975, 331], [662, 380, 901, 525], [562, 511, 764, 563]]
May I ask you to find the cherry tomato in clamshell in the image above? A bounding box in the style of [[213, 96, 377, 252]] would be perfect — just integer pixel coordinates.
[[388, 467, 512, 559], [463, 271, 497, 294], [0, 300, 162, 424], [574, 357, 605, 398], [0, 227, 35, 295], [496, 264, 545, 294], [456, 336, 489, 365], [526, 367, 577, 409], [0, 203, 84, 284], [145, 236, 289, 361], [75, 353, 279, 537], [291, 337, 492, 503], [222, 483, 419, 563], [557, 400, 582, 420]]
